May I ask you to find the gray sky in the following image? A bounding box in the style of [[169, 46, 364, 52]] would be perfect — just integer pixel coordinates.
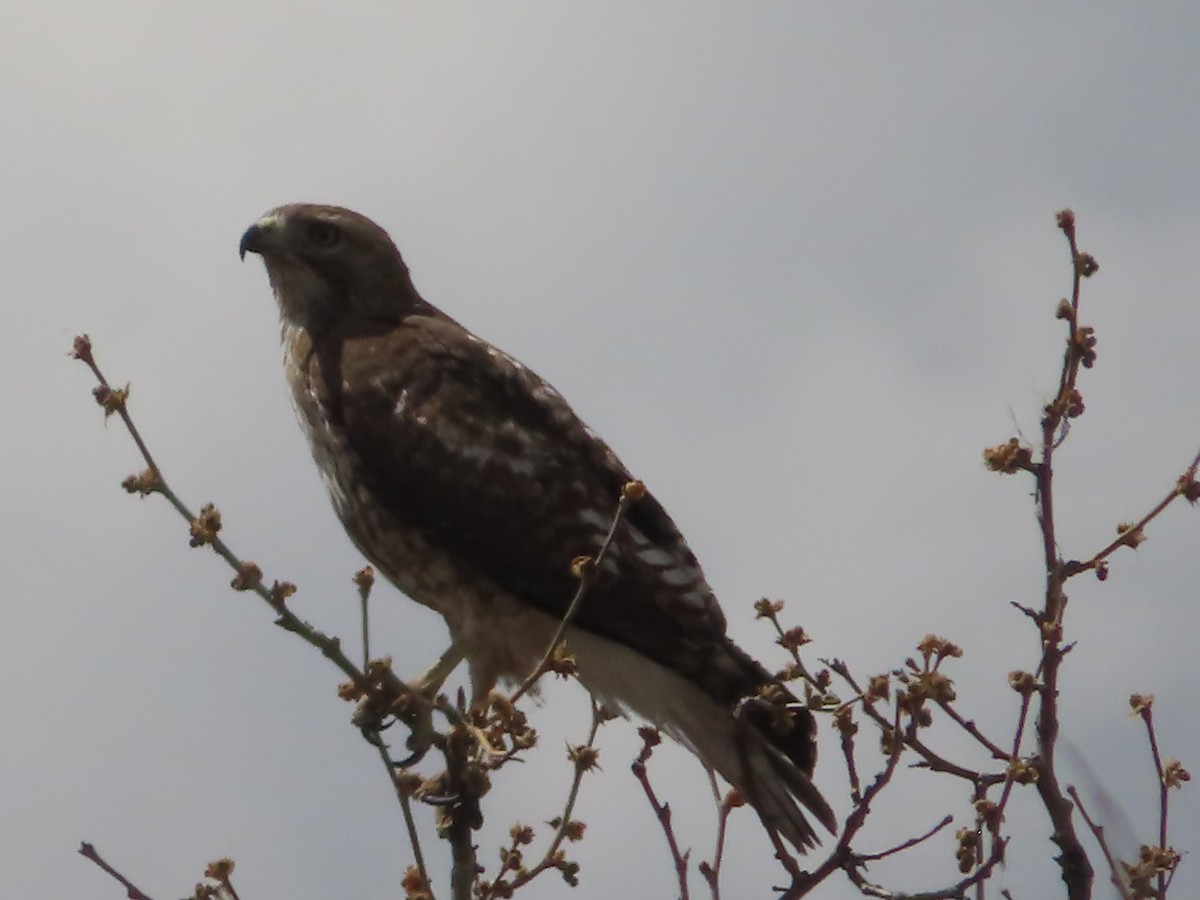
[[6, 4, 1199, 898]]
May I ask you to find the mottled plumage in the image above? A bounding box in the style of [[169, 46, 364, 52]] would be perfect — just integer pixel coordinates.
[[240, 203, 835, 850]]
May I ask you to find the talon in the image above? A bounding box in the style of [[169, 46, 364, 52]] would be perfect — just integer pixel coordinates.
[[352, 683, 438, 765], [398, 692, 438, 764], [359, 726, 386, 749], [418, 791, 461, 807], [391, 746, 427, 768], [351, 642, 468, 766]]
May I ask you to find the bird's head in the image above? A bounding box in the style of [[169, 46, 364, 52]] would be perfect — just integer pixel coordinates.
[[240, 204, 419, 334]]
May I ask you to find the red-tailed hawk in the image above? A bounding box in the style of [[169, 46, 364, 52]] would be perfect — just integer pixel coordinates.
[[240, 204, 835, 850]]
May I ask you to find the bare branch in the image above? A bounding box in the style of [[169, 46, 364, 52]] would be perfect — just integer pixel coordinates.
[[482, 700, 609, 897], [75, 337, 439, 885], [937, 701, 1009, 760], [631, 726, 691, 900], [1067, 785, 1134, 900], [78, 843, 156, 900], [1063, 448, 1200, 579], [698, 773, 735, 900], [855, 814, 954, 863], [1028, 211, 1098, 899]]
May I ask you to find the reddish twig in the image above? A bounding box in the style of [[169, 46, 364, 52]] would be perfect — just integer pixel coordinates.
[[785, 697, 1010, 900], [855, 814, 954, 864], [1028, 211, 1097, 899], [78, 843, 156, 900], [1134, 697, 1176, 899], [481, 700, 608, 898], [631, 727, 691, 900], [936, 701, 1009, 760], [697, 771, 739, 900], [835, 705, 863, 804], [827, 660, 1002, 789], [1063, 449, 1200, 580], [1067, 785, 1134, 900], [73, 336, 434, 890]]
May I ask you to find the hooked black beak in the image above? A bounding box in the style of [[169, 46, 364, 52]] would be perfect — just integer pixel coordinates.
[[239, 223, 264, 261]]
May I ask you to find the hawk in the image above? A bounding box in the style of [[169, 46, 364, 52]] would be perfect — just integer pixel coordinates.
[[240, 203, 835, 850]]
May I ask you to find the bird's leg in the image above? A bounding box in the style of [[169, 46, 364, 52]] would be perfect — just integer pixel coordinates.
[[364, 643, 509, 767], [355, 642, 467, 766], [392, 642, 467, 766], [415, 641, 467, 695]]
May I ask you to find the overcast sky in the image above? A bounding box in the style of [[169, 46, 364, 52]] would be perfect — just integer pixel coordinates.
[[6, 4, 1199, 899]]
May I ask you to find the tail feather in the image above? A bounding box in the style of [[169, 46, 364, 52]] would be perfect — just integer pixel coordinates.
[[567, 627, 836, 852], [749, 729, 838, 850], [656, 706, 835, 852], [620, 673, 836, 852], [724, 695, 837, 851]]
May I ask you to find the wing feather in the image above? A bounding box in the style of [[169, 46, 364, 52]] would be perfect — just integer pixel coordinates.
[[334, 316, 728, 659]]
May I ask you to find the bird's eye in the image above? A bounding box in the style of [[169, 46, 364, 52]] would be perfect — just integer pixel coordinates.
[[306, 221, 342, 248]]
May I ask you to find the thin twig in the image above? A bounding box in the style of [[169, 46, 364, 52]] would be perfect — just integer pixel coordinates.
[[1029, 212, 1096, 899], [756, 602, 827, 696], [828, 661, 1001, 788], [820, 645, 1027, 897], [74, 337, 438, 887], [844, 829, 1011, 900], [856, 815, 955, 863], [1137, 704, 1171, 899], [1067, 785, 1134, 900], [698, 771, 730, 900], [1063, 447, 1200, 579], [78, 843, 156, 900], [376, 743, 430, 893], [937, 701, 1009, 760], [355, 566, 374, 670], [487, 700, 608, 896], [783, 701, 907, 898], [837, 707, 863, 803], [632, 727, 691, 900], [76, 339, 368, 685]]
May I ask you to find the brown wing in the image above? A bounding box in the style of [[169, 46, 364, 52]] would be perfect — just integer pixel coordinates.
[[330, 315, 732, 664]]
